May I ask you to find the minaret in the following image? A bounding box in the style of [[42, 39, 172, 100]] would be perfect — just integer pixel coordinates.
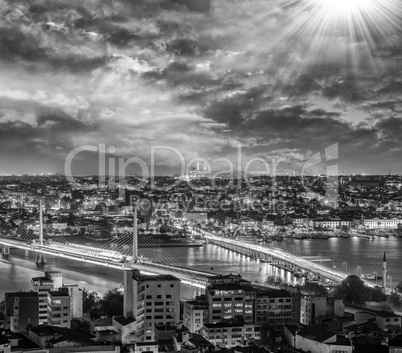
[[382, 252, 387, 290]]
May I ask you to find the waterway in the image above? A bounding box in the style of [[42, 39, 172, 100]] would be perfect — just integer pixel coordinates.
[[1, 237, 401, 300]]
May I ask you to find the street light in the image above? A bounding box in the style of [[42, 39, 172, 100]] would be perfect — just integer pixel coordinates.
[[343, 261, 348, 274]]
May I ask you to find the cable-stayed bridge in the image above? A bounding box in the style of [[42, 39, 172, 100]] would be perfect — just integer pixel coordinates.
[[0, 203, 214, 288], [0, 202, 392, 293]]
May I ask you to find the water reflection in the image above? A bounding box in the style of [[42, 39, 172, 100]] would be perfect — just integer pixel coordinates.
[[1, 238, 401, 300]]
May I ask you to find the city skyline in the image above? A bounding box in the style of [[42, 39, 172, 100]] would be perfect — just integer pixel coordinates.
[[1, 0, 402, 175]]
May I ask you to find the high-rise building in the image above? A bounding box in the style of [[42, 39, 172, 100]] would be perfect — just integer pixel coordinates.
[[63, 284, 83, 318], [32, 272, 83, 324], [4, 292, 39, 332], [124, 270, 180, 342], [31, 276, 54, 325], [47, 288, 71, 328]]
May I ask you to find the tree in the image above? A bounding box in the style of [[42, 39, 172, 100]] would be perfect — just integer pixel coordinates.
[[71, 313, 95, 334], [368, 286, 386, 302], [388, 292, 402, 312], [99, 289, 124, 317], [334, 275, 370, 305], [83, 289, 101, 320], [395, 281, 402, 294], [300, 282, 328, 296], [265, 275, 284, 287]]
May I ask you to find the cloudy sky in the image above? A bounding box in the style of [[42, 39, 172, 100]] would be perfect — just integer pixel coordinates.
[[1, 0, 402, 176]]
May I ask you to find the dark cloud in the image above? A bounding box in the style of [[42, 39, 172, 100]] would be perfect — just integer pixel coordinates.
[[0, 0, 402, 174]]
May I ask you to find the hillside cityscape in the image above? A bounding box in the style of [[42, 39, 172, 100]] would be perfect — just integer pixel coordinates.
[[1, 173, 402, 353], [2, 0, 402, 352]]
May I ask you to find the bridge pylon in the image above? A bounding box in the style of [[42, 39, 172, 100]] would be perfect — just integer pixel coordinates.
[[36, 252, 47, 264], [132, 206, 138, 262], [1, 245, 10, 255], [36, 200, 46, 264], [123, 205, 139, 319]]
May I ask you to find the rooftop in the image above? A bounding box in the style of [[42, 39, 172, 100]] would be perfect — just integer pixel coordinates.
[[257, 289, 292, 298], [5, 291, 38, 298], [93, 318, 113, 327], [134, 274, 180, 282], [208, 283, 256, 292], [188, 333, 214, 348], [297, 326, 337, 343], [113, 315, 135, 326], [376, 310, 401, 318]]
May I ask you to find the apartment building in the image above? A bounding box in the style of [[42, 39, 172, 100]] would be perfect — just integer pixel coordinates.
[[123, 270, 180, 342], [47, 288, 71, 328], [4, 292, 39, 332], [183, 295, 209, 333]]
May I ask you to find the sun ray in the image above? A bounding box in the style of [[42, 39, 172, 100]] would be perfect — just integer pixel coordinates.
[[267, 0, 402, 76]]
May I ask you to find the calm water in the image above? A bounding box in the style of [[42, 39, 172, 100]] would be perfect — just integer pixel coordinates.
[[1, 237, 401, 300]]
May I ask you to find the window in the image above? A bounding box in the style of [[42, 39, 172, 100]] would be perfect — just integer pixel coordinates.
[[157, 284, 161, 288], [166, 295, 172, 298], [146, 295, 152, 299], [157, 295, 162, 299], [170, 284, 174, 287]]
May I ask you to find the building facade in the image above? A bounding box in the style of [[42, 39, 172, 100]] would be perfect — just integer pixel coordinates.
[[183, 296, 209, 333], [124, 270, 180, 342], [4, 292, 39, 332], [47, 288, 71, 328]]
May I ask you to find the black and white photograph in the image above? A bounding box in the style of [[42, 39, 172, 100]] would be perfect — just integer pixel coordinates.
[[1, 0, 402, 352]]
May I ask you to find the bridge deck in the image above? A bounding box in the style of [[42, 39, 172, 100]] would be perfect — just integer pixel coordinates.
[[0, 237, 212, 288]]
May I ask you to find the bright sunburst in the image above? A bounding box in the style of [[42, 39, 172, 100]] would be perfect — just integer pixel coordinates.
[[318, 0, 377, 15], [272, 0, 402, 73]]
